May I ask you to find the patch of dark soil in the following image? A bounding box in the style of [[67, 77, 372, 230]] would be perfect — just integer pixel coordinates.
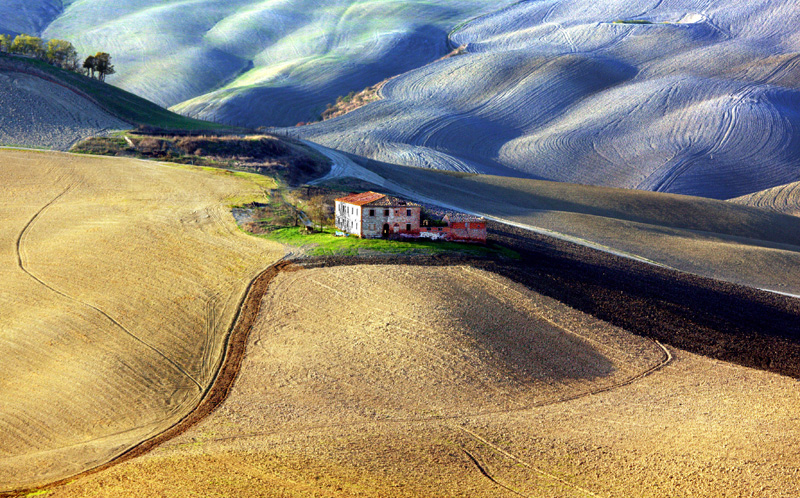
[[296, 221, 800, 379]]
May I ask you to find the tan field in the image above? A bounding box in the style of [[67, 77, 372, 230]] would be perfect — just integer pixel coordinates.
[[730, 180, 800, 216], [44, 265, 800, 497], [0, 150, 283, 491]]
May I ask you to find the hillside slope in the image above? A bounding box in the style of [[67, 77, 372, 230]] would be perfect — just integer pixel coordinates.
[[0, 53, 234, 149], [0, 0, 61, 36], [314, 152, 800, 296], [0, 150, 282, 491], [294, 0, 800, 199], [0, 69, 128, 150], [42, 1, 508, 127]]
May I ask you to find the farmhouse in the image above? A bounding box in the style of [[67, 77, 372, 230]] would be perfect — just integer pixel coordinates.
[[335, 191, 422, 238], [335, 191, 488, 243]]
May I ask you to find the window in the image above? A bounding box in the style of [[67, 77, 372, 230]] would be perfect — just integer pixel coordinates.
[[369, 209, 375, 217], [406, 224, 411, 231], [438, 227, 442, 231], [406, 209, 411, 216], [384, 209, 389, 216]]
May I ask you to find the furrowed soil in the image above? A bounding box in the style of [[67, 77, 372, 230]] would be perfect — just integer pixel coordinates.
[[0, 149, 283, 492], [44, 245, 800, 497]]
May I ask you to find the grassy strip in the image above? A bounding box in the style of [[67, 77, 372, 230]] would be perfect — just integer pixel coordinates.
[[263, 226, 519, 258]]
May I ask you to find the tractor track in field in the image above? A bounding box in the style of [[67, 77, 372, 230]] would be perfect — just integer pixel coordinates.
[[14, 185, 203, 392], [10, 217, 800, 496]]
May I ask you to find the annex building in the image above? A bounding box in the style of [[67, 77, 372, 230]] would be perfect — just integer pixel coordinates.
[[335, 191, 422, 239]]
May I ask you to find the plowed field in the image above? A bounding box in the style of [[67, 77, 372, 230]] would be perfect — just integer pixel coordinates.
[[0, 150, 282, 491], [43, 263, 800, 497]]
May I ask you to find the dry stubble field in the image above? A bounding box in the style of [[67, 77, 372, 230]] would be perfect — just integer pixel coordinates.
[[45, 264, 800, 497], [0, 149, 283, 491]]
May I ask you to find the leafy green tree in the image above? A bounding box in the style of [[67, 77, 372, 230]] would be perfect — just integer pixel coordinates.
[[0, 34, 11, 53], [83, 55, 96, 78], [10, 34, 45, 58], [45, 39, 79, 70], [92, 52, 115, 81]]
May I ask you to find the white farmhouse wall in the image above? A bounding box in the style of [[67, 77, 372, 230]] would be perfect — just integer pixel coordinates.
[[335, 201, 362, 236]]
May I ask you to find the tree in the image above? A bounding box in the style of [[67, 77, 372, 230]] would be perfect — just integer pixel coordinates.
[[92, 52, 115, 82], [45, 39, 78, 70], [306, 195, 331, 232], [83, 55, 96, 78], [0, 34, 11, 53], [10, 34, 44, 58]]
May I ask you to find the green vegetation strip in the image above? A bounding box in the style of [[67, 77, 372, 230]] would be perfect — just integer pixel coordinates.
[[263, 227, 519, 258]]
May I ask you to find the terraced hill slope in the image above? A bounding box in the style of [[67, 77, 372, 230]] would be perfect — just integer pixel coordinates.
[[43, 1, 506, 127], [295, 0, 800, 199], [0, 150, 282, 491], [730, 180, 800, 216]]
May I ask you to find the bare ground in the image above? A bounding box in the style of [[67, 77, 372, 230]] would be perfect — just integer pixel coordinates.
[[0, 71, 129, 150], [42, 238, 800, 497]]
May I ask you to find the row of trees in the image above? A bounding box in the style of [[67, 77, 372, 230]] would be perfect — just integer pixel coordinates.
[[0, 33, 115, 80]]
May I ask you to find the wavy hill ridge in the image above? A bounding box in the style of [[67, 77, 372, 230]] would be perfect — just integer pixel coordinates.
[[0, 0, 61, 36], [294, 0, 800, 199], [42, 1, 506, 127]]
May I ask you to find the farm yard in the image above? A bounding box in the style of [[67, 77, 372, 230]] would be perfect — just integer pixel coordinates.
[[41, 262, 800, 497], [0, 149, 283, 491]]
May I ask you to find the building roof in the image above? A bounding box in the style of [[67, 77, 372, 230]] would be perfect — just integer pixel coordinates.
[[335, 191, 386, 206], [336, 191, 420, 208], [443, 212, 485, 223]]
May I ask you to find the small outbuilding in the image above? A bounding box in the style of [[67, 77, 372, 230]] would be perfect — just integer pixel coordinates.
[[419, 213, 487, 243]]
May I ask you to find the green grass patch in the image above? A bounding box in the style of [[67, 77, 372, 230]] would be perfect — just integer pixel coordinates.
[[264, 226, 519, 258], [24, 490, 50, 497]]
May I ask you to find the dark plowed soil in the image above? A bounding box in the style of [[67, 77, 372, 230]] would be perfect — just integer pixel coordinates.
[[301, 220, 800, 379]]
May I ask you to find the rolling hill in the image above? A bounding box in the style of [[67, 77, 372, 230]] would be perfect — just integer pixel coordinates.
[[11, 0, 798, 199], [42, 1, 507, 127], [0, 149, 283, 492], [0, 52, 239, 149], [292, 0, 800, 199]]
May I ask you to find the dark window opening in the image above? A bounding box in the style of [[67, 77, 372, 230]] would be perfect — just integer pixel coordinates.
[[384, 209, 389, 216], [369, 209, 375, 216], [406, 209, 411, 216], [406, 224, 411, 231]]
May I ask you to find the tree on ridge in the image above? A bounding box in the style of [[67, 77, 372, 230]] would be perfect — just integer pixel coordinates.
[[10, 34, 44, 58]]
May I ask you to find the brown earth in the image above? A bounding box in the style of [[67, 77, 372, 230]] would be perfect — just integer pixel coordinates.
[[0, 149, 283, 493], [42, 237, 800, 497]]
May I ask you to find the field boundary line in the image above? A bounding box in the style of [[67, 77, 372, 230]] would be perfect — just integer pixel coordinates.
[[3, 258, 298, 497]]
